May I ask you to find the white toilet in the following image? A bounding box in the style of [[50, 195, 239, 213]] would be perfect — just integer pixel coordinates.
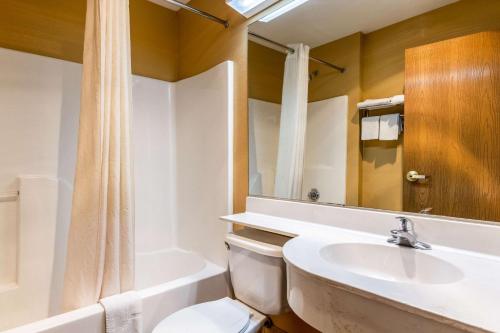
[[152, 228, 290, 333]]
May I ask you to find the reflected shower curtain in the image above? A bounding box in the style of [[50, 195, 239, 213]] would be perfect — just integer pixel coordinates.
[[274, 44, 310, 199], [63, 0, 134, 311]]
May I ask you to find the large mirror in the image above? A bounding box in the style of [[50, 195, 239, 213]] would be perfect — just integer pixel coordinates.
[[248, 0, 500, 222]]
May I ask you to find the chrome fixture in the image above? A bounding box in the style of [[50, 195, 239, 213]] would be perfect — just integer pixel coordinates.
[[387, 216, 431, 250], [0, 190, 19, 203], [162, 0, 229, 28], [307, 188, 320, 202], [406, 170, 427, 182], [309, 70, 320, 81], [248, 32, 346, 73]]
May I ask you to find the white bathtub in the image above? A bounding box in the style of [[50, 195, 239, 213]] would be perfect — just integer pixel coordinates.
[[135, 249, 207, 289], [3, 249, 230, 333]]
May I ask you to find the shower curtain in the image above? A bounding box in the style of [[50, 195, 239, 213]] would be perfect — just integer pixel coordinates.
[[274, 44, 310, 199], [63, 0, 134, 311]]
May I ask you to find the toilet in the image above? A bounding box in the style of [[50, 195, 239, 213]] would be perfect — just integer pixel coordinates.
[[152, 228, 291, 333]]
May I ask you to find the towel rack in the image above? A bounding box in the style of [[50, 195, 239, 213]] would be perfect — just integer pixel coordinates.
[[0, 191, 19, 203], [361, 109, 405, 118]]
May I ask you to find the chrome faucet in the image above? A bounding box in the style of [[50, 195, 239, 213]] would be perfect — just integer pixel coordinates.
[[387, 216, 431, 250]]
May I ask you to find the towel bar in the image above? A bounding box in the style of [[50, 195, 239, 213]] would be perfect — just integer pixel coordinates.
[[0, 191, 19, 203]]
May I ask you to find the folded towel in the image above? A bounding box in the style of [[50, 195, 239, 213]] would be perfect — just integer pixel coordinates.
[[390, 95, 404, 105], [100, 291, 143, 333], [361, 116, 380, 140], [357, 95, 405, 110], [379, 113, 401, 140], [357, 98, 391, 109]]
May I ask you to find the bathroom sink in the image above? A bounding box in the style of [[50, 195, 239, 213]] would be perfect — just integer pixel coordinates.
[[283, 236, 480, 332], [319, 243, 463, 284]]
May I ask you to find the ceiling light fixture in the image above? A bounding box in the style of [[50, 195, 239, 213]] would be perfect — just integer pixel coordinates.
[[259, 0, 309, 22], [226, 0, 279, 18]]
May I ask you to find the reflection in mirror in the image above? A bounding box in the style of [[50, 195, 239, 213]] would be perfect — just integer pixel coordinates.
[[248, 0, 500, 222]]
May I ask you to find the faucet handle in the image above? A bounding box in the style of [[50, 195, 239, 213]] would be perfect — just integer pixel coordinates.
[[395, 216, 410, 231]]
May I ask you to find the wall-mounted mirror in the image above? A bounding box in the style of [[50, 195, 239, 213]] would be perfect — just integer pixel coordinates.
[[248, 0, 500, 222]]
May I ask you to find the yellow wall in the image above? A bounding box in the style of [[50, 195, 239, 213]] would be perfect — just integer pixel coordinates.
[[248, 41, 285, 104], [0, 0, 179, 81], [130, 0, 179, 81], [0, 0, 86, 63]]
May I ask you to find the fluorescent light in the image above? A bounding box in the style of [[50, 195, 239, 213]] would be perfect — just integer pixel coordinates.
[[226, 0, 278, 17], [259, 0, 309, 22]]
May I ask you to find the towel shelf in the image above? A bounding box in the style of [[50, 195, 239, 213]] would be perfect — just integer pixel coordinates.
[[359, 104, 404, 112], [361, 109, 405, 118], [360, 105, 404, 117]]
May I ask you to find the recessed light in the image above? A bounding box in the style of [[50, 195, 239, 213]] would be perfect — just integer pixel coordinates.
[[259, 0, 309, 22], [226, 0, 279, 18]]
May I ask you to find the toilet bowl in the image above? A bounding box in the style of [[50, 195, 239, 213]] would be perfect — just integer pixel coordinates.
[[152, 228, 290, 333]]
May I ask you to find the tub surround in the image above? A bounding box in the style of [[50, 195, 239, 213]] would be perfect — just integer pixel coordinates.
[[0, 177, 59, 330], [221, 197, 500, 332], [0, 48, 234, 331]]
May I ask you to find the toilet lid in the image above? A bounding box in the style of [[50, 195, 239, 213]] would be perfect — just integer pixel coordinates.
[[153, 298, 251, 333]]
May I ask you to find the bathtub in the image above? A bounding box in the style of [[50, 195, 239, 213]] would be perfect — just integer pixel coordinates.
[[3, 249, 230, 333]]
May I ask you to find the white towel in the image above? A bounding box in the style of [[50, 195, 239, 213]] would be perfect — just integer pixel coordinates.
[[390, 94, 404, 105], [379, 113, 401, 140], [361, 116, 380, 140], [100, 291, 143, 333], [357, 95, 405, 110], [357, 98, 391, 109]]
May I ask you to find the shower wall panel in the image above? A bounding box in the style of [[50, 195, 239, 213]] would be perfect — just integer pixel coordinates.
[[175, 61, 234, 268]]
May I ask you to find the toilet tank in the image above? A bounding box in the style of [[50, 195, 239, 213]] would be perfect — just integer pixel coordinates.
[[225, 228, 291, 315]]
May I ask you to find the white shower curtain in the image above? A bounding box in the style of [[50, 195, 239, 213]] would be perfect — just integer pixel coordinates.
[[63, 0, 134, 311], [274, 44, 310, 199]]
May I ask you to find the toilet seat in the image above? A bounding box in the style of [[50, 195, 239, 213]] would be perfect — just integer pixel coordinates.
[[152, 297, 251, 333]]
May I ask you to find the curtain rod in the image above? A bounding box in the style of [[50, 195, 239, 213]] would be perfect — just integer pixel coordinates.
[[162, 0, 229, 28], [249, 32, 345, 73]]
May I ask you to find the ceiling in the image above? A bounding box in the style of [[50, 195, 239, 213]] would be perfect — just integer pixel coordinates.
[[148, 0, 191, 11], [250, 0, 459, 48]]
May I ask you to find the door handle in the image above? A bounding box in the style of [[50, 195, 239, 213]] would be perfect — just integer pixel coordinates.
[[406, 170, 427, 182]]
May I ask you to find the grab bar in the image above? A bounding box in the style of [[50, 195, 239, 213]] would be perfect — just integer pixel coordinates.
[[0, 191, 19, 203]]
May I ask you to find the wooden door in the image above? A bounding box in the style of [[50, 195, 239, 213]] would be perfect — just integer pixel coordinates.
[[403, 31, 500, 222]]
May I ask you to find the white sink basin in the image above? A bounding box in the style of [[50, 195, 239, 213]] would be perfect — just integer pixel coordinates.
[[320, 243, 464, 284], [282, 234, 500, 332]]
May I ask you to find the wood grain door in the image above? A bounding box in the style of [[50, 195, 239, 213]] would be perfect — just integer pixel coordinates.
[[403, 31, 500, 222]]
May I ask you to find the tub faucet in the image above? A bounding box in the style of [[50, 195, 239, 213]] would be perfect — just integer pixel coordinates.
[[387, 216, 431, 250]]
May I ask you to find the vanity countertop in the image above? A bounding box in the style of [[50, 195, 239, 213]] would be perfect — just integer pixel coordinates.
[[221, 211, 500, 332]]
